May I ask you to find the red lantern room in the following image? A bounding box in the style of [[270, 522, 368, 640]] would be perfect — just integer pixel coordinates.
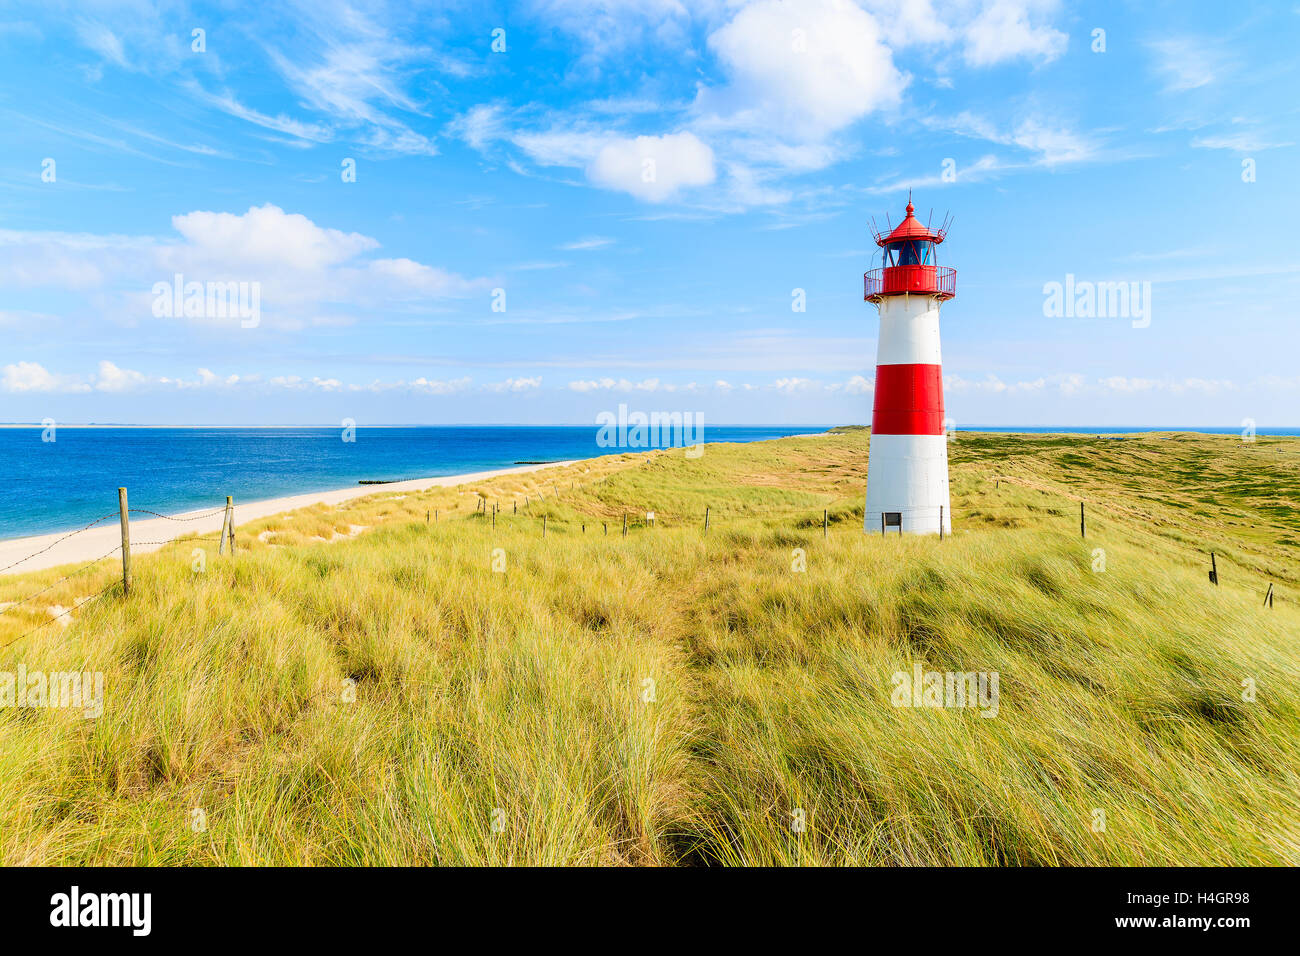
[[863, 200, 956, 302]]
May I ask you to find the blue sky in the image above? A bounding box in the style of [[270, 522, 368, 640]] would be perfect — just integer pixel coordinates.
[[1, 0, 1297, 426]]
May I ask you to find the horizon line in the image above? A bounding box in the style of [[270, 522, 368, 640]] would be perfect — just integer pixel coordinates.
[[1, 423, 1295, 430]]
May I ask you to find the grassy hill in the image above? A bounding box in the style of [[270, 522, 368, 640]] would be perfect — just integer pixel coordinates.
[[1, 430, 1297, 865]]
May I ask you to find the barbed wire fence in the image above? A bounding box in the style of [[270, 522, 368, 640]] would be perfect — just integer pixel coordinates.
[[0, 491, 239, 649]]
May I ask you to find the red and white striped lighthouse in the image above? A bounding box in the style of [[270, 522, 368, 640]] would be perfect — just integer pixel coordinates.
[[862, 198, 956, 535]]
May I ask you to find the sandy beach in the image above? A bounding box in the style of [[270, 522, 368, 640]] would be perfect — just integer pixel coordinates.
[[0, 460, 575, 577]]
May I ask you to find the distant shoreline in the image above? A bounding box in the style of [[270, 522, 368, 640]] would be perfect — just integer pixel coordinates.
[[0, 422, 836, 429], [2, 423, 1295, 432], [0, 459, 577, 576]]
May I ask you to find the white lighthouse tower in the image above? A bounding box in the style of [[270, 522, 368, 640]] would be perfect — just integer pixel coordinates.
[[863, 198, 955, 535]]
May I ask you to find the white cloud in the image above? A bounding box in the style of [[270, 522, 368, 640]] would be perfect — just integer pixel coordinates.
[[486, 376, 543, 392], [0, 364, 492, 396], [94, 360, 149, 392], [513, 128, 612, 167], [928, 112, 1097, 166], [828, 374, 874, 394], [588, 133, 717, 201], [568, 377, 669, 392], [524, 0, 694, 66], [196, 368, 240, 388], [169, 204, 379, 272], [962, 0, 1067, 66], [470, 0, 1074, 208], [1191, 131, 1292, 152], [947, 373, 1046, 394], [93, 361, 236, 392], [366, 257, 486, 297], [1058, 374, 1086, 396], [696, 0, 904, 143], [448, 104, 507, 151], [193, 89, 335, 145], [1, 361, 90, 393], [1098, 376, 1234, 395], [408, 377, 472, 394], [560, 236, 616, 251], [0, 204, 488, 331], [862, 0, 953, 47], [773, 377, 814, 393], [187, 4, 443, 155], [74, 20, 129, 69], [516, 129, 716, 203], [939, 373, 1238, 398], [1147, 36, 1226, 92]]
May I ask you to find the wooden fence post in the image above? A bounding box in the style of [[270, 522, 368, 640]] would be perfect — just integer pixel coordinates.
[[218, 495, 232, 555], [880, 512, 885, 538], [1264, 583, 1274, 608], [823, 509, 828, 538], [1080, 501, 1086, 539], [1209, 552, 1218, 586], [939, 505, 944, 541], [118, 487, 131, 598], [227, 498, 236, 554], [622, 513, 627, 538], [704, 506, 710, 532]]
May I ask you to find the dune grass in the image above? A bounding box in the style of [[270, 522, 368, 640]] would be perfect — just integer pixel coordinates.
[[0, 430, 1296, 865]]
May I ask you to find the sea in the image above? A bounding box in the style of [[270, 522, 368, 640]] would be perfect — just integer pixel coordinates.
[[2, 424, 1295, 540], [0, 425, 826, 540]]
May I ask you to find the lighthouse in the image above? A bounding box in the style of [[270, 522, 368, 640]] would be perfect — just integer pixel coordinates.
[[863, 198, 956, 535]]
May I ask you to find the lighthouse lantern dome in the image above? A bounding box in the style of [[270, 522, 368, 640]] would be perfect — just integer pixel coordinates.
[[864, 199, 956, 302]]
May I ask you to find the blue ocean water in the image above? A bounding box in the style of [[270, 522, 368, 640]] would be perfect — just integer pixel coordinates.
[[0, 425, 829, 540]]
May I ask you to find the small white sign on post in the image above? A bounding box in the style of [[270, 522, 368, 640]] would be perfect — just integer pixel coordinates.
[[647, 511, 655, 524]]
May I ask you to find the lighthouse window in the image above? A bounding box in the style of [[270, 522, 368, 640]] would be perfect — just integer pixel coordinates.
[[893, 241, 931, 266]]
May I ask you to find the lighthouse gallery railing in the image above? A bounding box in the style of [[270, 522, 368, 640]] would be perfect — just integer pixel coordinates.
[[864, 265, 956, 300]]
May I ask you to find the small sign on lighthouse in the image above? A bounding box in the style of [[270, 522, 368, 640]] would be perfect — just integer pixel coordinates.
[[862, 198, 955, 536]]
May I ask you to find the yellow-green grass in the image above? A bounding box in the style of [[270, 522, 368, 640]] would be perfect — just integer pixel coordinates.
[[0, 431, 1296, 865]]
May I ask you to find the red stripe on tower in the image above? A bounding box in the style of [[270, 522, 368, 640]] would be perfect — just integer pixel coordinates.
[[871, 363, 945, 436]]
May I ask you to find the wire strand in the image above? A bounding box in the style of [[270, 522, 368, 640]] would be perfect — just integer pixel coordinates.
[[0, 580, 118, 650], [0, 513, 121, 574], [128, 507, 228, 522], [0, 546, 121, 617]]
